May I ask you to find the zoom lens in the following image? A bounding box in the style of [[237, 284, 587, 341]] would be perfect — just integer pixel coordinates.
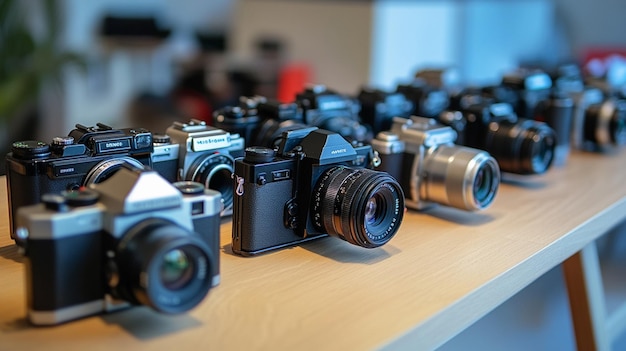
[[311, 167, 404, 248], [486, 119, 556, 174], [114, 218, 214, 314], [421, 145, 500, 210], [188, 153, 234, 212]]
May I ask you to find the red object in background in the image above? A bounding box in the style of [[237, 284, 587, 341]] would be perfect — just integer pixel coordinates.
[[174, 90, 213, 125], [277, 63, 313, 103], [581, 47, 626, 77]]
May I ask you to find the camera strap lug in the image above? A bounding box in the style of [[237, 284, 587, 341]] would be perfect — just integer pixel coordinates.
[[234, 175, 245, 196]]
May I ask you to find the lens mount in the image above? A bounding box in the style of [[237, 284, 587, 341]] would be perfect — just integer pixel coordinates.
[[311, 167, 404, 248], [114, 218, 215, 314], [188, 153, 234, 212], [83, 156, 146, 185]]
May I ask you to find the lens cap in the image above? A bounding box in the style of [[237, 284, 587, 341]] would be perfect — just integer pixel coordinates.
[[173, 181, 205, 195], [61, 188, 100, 206], [11, 141, 50, 159], [244, 146, 275, 163]]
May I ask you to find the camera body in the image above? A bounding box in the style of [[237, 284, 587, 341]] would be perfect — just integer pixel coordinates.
[[357, 87, 414, 135], [439, 97, 557, 175], [296, 85, 372, 142], [15, 168, 222, 326], [156, 119, 245, 215], [232, 127, 404, 256], [372, 116, 500, 211], [213, 96, 265, 144], [5, 123, 153, 238], [563, 86, 626, 152], [396, 79, 450, 119]]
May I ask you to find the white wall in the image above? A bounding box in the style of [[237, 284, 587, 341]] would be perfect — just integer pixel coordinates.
[[231, 0, 374, 95], [53, 0, 234, 137]]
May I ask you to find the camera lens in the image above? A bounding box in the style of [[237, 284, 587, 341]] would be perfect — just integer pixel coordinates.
[[311, 167, 404, 248], [188, 153, 234, 212], [472, 166, 494, 203], [584, 100, 626, 147], [160, 249, 194, 290], [83, 156, 146, 185], [486, 119, 556, 174], [422, 145, 500, 210], [114, 218, 214, 314]]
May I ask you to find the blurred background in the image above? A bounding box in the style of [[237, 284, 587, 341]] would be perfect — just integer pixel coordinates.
[[2, 0, 625, 157], [1, 0, 626, 349]]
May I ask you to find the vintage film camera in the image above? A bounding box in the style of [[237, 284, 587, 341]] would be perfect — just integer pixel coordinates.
[[550, 66, 626, 152], [296, 85, 372, 142], [372, 116, 500, 211], [150, 119, 244, 216], [440, 95, 557, 175], [231, 127, 405, 256], [214, 96, 309, 148], [357, 87, 414, 135], [5, 123, 153, 238], [14, 167, 222, 325]]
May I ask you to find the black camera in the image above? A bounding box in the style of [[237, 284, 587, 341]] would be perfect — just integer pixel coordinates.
[[296, 85, 372, 142], [212, 96, 264, 144], [482, 69, 574, 165], [439, 96, 557, 175], [14, 167, 222, 325], [357, 87, 414, 135], [396, 78, 450, 119], [214, 96, 309, 148], [151, 119, 245, 216], [231, 127, 404, 256], [551, 68, 626, 152], [6, 123, 153, 238], [372, 117, 500, 211]]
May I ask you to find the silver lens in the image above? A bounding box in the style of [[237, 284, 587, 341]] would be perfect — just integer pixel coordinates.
[[421, 145, 500, 211]]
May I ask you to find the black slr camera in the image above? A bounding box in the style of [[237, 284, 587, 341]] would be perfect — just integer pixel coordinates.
[[550, 66, 626, 152], [14, 167, 222, 325], [231, 127, 405, 256], [296, 85, 372, 142], [440, 95, 556, 175], [372, 116, 500, 211], [214, 96, 309, 148], [357, 87, 414, 135], [484, 69, 575, 165], [150, 119, 244, 216], [6, 123, 153, 238]]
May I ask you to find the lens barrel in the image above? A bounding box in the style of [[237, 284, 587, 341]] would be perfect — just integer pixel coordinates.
[[114, 218, 214, 314], [188, 153, 234, 211], [311, 167, 404, 248], [486, 119, 556, 174], [421, 145, 500, 210]]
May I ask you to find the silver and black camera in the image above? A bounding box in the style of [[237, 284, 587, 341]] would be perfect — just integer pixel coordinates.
[[15, 167, 222, 325], [372, 116, 500, 211], [231, 127, 404, 256], [151, 119, 245, 216], [5, 123, 153, 239]]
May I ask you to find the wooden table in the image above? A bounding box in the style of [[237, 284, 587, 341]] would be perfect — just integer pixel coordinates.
[[1, 150, 625, 351]]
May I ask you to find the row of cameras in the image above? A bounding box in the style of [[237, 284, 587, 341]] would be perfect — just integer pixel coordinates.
[[6, 66, 625, 326]]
